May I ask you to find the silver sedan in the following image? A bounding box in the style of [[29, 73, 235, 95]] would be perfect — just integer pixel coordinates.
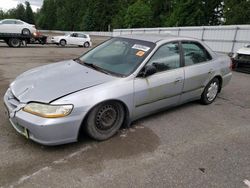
[[4, 34, 232, 145]]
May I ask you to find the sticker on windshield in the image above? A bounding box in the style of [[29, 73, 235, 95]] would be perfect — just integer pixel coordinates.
[[136, 51, 145, 57], [132, 44, 150, 52]]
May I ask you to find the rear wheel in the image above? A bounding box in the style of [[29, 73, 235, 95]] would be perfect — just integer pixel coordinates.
[[22, 28, 31, 36], [201, 78, 220, 105], [83, 42, 90, 48], [59, 39, 66, 46], [85, 101, 125, 141], [8, 38, 22, 48]]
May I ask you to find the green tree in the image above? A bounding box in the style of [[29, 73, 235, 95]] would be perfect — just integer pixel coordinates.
[[15, 3, 26, 20], [37, 0, 56, 29], [0, 9, 5, 19], [165, 0, 223, 26], [24, 1, 35, 24], [148, 0, 173, 26], [224, 0, 250, 24], [125, 0, 153, 28]]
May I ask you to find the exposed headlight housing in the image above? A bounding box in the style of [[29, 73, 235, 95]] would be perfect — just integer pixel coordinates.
[[23, 103, 73, 118]]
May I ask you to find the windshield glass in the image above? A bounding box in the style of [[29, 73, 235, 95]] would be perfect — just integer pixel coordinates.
[[79, 37, 155, 76]]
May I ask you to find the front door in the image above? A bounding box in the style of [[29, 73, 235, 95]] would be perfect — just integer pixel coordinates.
[[133, 42, 184, 119]]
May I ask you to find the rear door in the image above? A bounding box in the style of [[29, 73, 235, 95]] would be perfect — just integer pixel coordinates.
[[77, 34, 88, 45], [180, 41, 214, 103], [15, 20, 25, 33], [133, 42, 184, 118]]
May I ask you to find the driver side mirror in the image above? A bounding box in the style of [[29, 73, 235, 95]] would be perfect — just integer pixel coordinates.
[[138, 65, 157, 77]]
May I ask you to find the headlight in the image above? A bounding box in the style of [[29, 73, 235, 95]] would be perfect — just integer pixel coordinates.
[[23, 103, 73, 118]]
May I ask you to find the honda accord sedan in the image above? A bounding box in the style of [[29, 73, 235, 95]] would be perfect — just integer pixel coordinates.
[[4, 34, 232, 145]]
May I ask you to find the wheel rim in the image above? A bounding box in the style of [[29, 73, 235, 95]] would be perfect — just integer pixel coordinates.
[[95, 105, 119, 131], [207, 82, 218, 101], [61, 41, 66, 46], [12, 39, 19, 46], [23, 29, 30, 35], [84, 43, 89, 47]]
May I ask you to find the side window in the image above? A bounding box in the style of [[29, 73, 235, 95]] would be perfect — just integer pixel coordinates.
[[2, 20, 15, 24], [71, 33, 77, 37], [78, 34, 87, 38], [81, 34, 87, 38], [182, 42, 212, 66], [147, 42, 180, 72]]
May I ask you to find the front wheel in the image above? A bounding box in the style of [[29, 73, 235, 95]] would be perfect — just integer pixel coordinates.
[[85, 102, 125, 141], [201, 78, 220, 105]]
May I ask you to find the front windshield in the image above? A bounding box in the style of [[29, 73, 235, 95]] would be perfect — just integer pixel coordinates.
[[79, 37, 155, 76]]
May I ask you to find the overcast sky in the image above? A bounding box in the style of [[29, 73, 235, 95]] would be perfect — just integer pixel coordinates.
[[0, 0, 43, 11]]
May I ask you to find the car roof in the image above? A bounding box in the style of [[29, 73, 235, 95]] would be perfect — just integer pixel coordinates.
[[70, 32, 87, 34], [117, 34, 199, 43], [0, 19, 24, 23], [1, 19, 19, 21]]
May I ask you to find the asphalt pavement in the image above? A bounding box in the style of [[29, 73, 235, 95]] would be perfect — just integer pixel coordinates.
[[0, 38, 249, 188]]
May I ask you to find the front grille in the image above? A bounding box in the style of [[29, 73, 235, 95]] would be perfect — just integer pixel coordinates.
[[6, 89, 20, 111]]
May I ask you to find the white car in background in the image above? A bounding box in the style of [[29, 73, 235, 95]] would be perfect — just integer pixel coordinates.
[[0, 19, 36, 35], [51, 32, 92, 47], [232, 44, 250, 73]]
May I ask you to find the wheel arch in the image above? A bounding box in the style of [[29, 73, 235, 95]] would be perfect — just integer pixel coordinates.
[[60, 39, 67, 44], [22, 28, 30, 35], [77, 99, 131, 140], [213, 75, 223, 92]]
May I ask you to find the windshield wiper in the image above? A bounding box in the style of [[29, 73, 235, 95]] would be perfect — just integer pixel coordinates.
[[74, 58, 110, 75], [84, 63, 112, 75], [73, 58, 85, 64]]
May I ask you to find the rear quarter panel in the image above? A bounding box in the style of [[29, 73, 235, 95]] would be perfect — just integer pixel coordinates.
[[214, 53, 232, 88]]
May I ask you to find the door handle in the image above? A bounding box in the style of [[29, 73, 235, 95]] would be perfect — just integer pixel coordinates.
[[175, 77, 183, 83], [208, 69, 214, 74]]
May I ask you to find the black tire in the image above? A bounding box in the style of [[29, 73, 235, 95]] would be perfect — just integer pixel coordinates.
[[22, 28, 31, 36], [83, 42, 90, 48], [85, 101, 125, 141], [59, 39, 66, 46], [8, 38, 21, 48], [201, 78, 220, 105]]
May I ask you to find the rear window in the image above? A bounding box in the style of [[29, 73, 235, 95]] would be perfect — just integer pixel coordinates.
[[182, 41, 212, 66], [15, 21, 24, 24]]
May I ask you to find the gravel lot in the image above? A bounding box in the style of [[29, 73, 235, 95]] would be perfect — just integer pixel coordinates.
[[0, 37, 250, 188]]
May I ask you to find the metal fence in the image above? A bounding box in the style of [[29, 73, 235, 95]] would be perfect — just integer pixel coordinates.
[[40, 30, 113, 37], [113, 25, 250, 53], [41, 25, 250, 53]]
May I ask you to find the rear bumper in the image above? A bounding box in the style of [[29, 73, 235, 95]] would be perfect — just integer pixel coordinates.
[[222, 72, 232, 88]]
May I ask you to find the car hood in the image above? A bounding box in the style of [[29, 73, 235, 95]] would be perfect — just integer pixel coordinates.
[[10, 60, 114, 103], [237, 47, 250, 55]]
